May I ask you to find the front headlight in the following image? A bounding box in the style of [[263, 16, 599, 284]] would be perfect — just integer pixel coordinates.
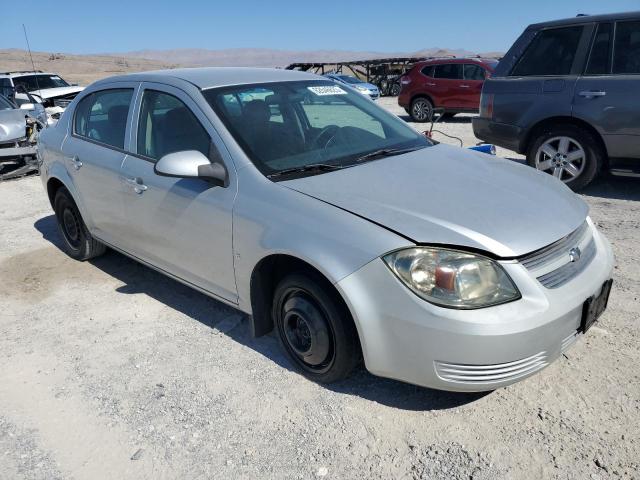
[[383, 247, 520, 309], [355, 85, 368, 91]]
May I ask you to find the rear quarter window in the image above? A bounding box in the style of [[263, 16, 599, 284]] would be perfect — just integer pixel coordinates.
[[434, 64, 463, 79], [511, 26, 584, 76]]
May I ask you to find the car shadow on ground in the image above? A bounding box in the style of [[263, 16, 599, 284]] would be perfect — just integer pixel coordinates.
[[581, 175, 640, 202], [34, 214, 486, 412], [397, 114, 473, 125]]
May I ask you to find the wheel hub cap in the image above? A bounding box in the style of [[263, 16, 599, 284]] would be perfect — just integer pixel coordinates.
[[535, 136, 585, 183]]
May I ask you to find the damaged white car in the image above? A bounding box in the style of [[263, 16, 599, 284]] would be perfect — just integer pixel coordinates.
[[0, 71, 83, 124], [0, 94, 44, 180]]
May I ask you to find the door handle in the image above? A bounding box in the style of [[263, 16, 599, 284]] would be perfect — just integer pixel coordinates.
[[459, 85, 470, 88], [125, 177, 148, 194], [426, 82, 436, 86], [578, 90, 606, 98], [70, 156, 83, 170]]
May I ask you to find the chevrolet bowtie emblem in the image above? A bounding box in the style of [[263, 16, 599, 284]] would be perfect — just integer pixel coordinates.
[[569, 247, 581, 263]]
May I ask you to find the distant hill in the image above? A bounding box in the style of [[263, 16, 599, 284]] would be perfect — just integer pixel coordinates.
[[0, 47, 503, 87], [0, 49, 178, 86], [118, 47, 502, 68]]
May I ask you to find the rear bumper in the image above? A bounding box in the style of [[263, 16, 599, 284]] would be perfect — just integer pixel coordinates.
[[472, 117, 523, 153], [336, 224, 614, 392]]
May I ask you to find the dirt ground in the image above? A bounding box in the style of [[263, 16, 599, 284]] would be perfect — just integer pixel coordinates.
[[1, 102, 639, 480]]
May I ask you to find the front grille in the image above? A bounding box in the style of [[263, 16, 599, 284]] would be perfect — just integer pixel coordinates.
[[519, 221, 595, 289], [434, 351, 548, 384], [520, 221, 589, 270], [537, 238, 596, 288]]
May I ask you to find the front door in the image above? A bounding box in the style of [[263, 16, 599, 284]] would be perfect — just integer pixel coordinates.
[[61, 85, 136, 246], [121, 83, 238, 303], [573, 20, 640, 159]]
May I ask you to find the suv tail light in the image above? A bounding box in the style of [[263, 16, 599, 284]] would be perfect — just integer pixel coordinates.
[[479, 93, 494, 119]]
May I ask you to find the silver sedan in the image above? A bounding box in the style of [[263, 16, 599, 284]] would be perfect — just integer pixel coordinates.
[[38, 68, 614, 391]]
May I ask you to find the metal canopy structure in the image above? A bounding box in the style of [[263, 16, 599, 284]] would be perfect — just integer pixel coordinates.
[[286, 56, 496, 96]]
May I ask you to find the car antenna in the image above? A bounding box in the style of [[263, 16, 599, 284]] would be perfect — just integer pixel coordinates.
[[22, 24, 43, 104]]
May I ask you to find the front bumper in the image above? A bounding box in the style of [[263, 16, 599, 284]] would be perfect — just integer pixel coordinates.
[[472, 117, 524, 153], [336, 223, 614, 392], [0, 144, 37, 158]]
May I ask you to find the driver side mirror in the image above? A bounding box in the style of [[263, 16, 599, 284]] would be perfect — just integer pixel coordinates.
[[154, 150, 228, 187]]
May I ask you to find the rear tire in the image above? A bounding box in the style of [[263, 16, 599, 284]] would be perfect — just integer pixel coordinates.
[[389, 83, 401, 96], [272, 272, 360, 383], [409, 97, 433, 122], [526, 125, 603, 191], [54, 187, 106, 261]]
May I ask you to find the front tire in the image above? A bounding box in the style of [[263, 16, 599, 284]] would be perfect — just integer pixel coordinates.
[[272, 272, 360, 383], [409, 97, 433, 122], [53, 187, 106, 261], [527, 125, 603, 191]]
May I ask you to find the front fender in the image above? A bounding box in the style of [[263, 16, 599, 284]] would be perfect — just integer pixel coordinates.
[[232, 168, 411, 313]]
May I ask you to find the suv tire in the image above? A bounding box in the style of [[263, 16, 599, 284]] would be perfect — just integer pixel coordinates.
[[54, 187, 107, 261], [409, 97, 433, 122], [527, 125, 603, 191], [272, 272, 360, 383]]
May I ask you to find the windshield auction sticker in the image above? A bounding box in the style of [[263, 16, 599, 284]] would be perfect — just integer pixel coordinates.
[[307, 85, 347, 96]]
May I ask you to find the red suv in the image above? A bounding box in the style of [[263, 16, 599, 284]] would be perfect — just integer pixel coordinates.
[[398, 58, 498, 122]]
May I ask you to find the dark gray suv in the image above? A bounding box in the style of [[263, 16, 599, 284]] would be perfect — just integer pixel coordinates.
[[473, 11, 640, 190]]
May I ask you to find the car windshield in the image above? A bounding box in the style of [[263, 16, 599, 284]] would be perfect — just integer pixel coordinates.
[[337, 75, 363, 84], [13, 74, 70, 92], [203, 80, 430, 179], [0, 95, 15, 110]]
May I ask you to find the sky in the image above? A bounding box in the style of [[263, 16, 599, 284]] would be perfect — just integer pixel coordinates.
[[1, 0, 639, 54]]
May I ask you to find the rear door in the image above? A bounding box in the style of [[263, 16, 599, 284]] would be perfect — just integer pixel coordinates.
[[432, 63, 465, 109], [491, 25, 591, 128], [61, 84, 137, 246], [573, 20, 640, 159], [461, 64, 486, 110], [120, 83, 238, 303]]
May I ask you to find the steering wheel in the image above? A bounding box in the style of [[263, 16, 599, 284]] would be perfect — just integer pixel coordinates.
[[313, 125, 340, 150]]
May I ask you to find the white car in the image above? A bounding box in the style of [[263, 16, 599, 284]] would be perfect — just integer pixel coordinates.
[[0, 71, 83, 123]]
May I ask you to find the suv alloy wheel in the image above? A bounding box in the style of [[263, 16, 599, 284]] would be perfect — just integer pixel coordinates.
[[527, 125, 602, 191]]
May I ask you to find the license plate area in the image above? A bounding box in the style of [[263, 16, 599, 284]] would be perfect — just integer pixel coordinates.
[[580, 279, 613, 333]]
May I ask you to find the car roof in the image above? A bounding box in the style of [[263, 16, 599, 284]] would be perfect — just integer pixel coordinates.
[[414, 58, 499, 67], [0, 71, 58, 77], [527, 10, 640, 30], [93, 67, 322, 90]]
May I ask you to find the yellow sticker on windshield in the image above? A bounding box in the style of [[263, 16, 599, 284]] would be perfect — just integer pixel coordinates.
[[307, 85, 347, 96]]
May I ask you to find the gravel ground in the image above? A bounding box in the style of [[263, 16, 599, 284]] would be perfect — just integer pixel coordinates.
[[1, 100, 639, 480]]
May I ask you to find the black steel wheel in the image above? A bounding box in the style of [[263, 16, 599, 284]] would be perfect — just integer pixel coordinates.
[[53, 187, 106, 260], [273, 273, 360, 383]]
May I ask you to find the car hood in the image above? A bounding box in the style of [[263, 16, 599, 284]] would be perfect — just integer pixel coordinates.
[[0, 109, 26, 143], [27, 86, 84, 100], [281, 144, 588, 258]]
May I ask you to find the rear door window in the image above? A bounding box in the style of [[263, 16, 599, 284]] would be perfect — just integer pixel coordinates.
[[586, 23, 612, 75], [464, 64, 486, 80], [137, 90, 210, 161], [511, 26, 584, 76], [74, 89, 133, 149], [613, 20, 640, 74], [434, 64, 463, 79]]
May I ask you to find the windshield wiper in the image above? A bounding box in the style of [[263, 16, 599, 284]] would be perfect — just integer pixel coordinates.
[[355, 146, 423, 163], [267, 163, 344, 179]]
